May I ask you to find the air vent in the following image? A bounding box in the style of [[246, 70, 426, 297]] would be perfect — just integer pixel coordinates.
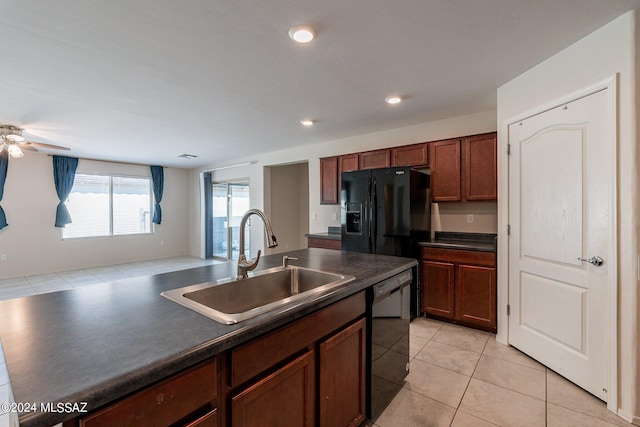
[[177, 154, 198, 159]]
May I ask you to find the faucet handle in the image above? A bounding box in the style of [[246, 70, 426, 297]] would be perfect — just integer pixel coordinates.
[[282, 255, 298, 269]]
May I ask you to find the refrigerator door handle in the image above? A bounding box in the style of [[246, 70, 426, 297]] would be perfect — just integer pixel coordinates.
[[367, 176, 372, 252], [372, 177, 377, 251]]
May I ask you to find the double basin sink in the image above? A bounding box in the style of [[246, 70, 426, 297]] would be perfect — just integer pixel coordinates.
[[162, 264, 355, 324]]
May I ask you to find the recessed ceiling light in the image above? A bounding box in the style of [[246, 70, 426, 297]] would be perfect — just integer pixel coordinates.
[[385, 95, 403, 105], [300, 119, 315, 126], [289, 25, 316, 43]]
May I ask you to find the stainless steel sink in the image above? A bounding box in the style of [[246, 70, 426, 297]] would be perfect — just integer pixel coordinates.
[[161, 265, 355, 324]]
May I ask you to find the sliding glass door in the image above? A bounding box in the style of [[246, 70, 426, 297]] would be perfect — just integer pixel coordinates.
[[211, 181, 250, 260]]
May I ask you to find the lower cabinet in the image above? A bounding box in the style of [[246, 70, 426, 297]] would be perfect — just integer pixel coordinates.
[[421, 247, 496, 332], [228, 292, 366, 427], [71, 292, 367, 427], [319, 319, 366, 427], [79, 358, 219, 427], [231, 351, 315, 427], [307, 237, 341, 250]]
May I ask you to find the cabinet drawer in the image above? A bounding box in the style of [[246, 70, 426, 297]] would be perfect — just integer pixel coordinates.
[[421, 247, 495, 267], [80, 359, 217, 427], [231, 292, 365, 388], [307, 237, 341, 250]]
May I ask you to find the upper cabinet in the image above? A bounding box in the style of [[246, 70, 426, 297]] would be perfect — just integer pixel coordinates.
[[430, 139, 462, 202], [359, 149, 390, 170], [429, 132, 497, 203], [338, 153, 359, 201], [320, 132, 496, 205], [391, 143, 428, 167], [465, 133, 497, 201], [320, 156, 338, 205]]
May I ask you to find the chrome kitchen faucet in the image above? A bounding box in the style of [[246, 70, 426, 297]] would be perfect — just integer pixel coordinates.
[[237, 209, 278, 279]]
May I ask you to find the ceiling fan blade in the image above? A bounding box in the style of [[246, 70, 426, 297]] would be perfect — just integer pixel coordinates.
[[20, 144, 38, 152], [22, 141, 70, 151]]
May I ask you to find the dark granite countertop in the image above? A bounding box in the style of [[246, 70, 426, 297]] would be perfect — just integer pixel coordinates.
[[419, 232, 497, 252], [305, 232, 341, 240], [305, 226, 341, 240], [0, 248, 415, 427]]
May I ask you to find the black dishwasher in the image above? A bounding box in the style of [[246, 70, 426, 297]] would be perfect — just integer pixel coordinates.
[[367, 269, 412, 421]]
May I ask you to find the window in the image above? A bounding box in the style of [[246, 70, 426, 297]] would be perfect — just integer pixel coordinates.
[[63, 174, 153, 239]]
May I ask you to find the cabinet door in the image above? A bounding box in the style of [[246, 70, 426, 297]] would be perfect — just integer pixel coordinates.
[[338, 153, 359, 202], [359, 149, 390, 170], [232, 351, 315, 427], [430, 139, 461, 202], [391, 143, 428, 167], [319, 318, 366, 427], [456, 264, 496, 332], [320, 156, 339, 204], [465, 133, 497, 201], [421, 260, 455, 318]]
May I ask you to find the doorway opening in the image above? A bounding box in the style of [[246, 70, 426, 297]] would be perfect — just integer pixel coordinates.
[[206, 179, 250, 261]]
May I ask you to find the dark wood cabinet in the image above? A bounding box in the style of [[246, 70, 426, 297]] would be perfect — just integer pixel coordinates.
[[319, 318, 366, 427], [320, 156, 339, 204], [307, 237, 341, 250], [229, 292, 366, 427], [79, 358, 219, 427], [421, 260, 455, 318], [457, 264, 496, 330], [338, 153, 359, 202], [429, 139, 462, 201], [464, 133, 497, 201], [359, 149, 390, 170], [231, 351, 315, 427], [391, 143, 428, 167], [421, 247, 496, 332]]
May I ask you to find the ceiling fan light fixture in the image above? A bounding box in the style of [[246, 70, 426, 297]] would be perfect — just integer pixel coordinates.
[[7, 144, 24, 158], [5, 134, 25, 142], [289, 25, 316, 43]]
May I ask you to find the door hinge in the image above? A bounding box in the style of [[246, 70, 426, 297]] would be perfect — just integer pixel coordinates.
[[507, 224, 511, 235], [507, 304, 511, 316], [507, 143, 511, 155]]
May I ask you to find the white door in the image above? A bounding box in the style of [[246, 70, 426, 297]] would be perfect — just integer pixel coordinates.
[[508, 88, 613, 401]]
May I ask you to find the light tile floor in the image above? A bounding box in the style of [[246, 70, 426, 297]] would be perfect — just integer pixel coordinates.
[[0, 256, 220, 302], [369, 317, 634, 427]]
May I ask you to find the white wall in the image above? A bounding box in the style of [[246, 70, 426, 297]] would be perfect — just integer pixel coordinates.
[[188, 110, 498, 258], [496, 10, 639, 421], [268, 162, 309, 254], [0, 153, 190, 279]]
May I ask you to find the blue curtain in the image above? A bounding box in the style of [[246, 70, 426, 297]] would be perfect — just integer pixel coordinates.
[[53, 155, 78, 228], [0, 150, 8, 229], [150, 165, 164, 224]]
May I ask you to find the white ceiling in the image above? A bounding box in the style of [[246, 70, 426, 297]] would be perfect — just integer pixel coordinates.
[[1, 0, 639, 168]]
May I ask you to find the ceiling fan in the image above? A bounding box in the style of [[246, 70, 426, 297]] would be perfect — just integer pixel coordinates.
[[0, 124, 70, 158]]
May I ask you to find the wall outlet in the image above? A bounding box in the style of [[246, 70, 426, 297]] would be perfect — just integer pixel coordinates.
[[311, 212, 317, 220], [332, 211, 337, 221], [0, 254, 7, 261], [466, 214, 474, 224]]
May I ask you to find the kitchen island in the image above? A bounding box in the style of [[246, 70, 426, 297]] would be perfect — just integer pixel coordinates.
[[0, 248, 416, 427]]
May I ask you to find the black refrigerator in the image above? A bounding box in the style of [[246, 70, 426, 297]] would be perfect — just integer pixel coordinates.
[[341, 166, 430, 317]]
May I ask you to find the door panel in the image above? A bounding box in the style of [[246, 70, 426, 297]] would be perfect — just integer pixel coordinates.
[[508, 89, 611, 401], [373, 167, 411, 256], [341, 170, 371, 253]]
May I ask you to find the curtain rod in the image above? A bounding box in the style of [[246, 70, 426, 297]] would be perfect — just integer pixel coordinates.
[[47, 154, 166, 168]]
